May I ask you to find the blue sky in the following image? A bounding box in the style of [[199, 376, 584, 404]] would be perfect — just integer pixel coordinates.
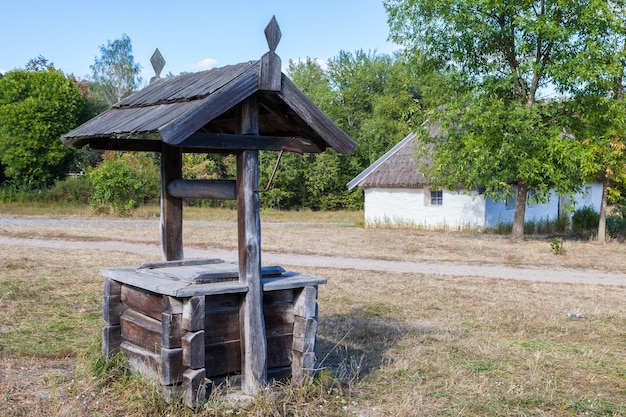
[[1, 1, 398, 82]]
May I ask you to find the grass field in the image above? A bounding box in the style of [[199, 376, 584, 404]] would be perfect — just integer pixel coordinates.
[[1, 205, 625, 416]]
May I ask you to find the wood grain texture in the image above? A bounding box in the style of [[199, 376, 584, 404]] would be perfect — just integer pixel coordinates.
[[293, 286, 318, 319], [167, 179, 236, 200], [182, 330, 205, 369], [121, 285, 163, 321], [182, 296, 205, 332], [120, 308, 162, 353], [236, 96, 268, 394], [206, 340, 241, 376], [102, 325, 122, 357], [161, 347, 185, 385], [160, 143, 183, 261], [161, 312, 185, 349], [183, 368, 206, 408]]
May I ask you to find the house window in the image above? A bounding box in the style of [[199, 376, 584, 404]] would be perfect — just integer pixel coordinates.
[[431, 190, 443, 205], [505, 192, 516, 210]]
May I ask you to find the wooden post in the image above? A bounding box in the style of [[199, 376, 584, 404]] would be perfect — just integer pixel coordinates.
[[236, 96, 267, 394], [161, 143, 184, 261]]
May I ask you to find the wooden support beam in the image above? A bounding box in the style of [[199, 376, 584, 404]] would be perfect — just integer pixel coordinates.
[[161, 143, 184, 261], [167, 179, 236, 200], [237, 96, 267, 394], [179, 132, 323, 153]]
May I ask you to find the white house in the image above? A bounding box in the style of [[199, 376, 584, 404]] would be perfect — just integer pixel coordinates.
[[347, 133, 602, 229]]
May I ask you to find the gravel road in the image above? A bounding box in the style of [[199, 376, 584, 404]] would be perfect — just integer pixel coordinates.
[[1, 235, 625, 287]]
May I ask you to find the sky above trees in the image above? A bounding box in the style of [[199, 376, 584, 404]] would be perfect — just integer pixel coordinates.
[[1, 1, 397, 80]]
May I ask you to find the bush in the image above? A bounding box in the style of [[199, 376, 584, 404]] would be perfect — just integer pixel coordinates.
[[607, 216, 626, 241], [47, 175, 91, 204], [571, 206, 599, 238], [88, 153, 159, 216]]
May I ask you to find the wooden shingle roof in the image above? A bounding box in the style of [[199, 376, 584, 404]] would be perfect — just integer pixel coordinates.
[[347, 132, 431, 189], [62, 60, 356, 154]]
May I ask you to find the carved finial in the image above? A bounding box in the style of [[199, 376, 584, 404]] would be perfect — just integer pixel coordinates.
[[150, 48, 165, 83], [259, 16, 283, 91], [264, 16, 281, 53]]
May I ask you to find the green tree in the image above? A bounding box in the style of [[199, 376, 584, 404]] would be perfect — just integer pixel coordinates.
[[561, 3, 626, 242], [386, 0, 614, 239], [0, 69, 86, 188], [90, 34, 142, 106]]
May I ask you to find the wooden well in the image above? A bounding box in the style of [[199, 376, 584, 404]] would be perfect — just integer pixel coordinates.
[[62, 17, 355, 407]]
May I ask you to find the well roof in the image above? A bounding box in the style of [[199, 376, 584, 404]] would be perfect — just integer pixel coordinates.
[[62, 61, 356, 154]]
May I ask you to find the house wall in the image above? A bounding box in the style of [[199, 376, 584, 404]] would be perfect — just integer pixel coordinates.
[[484, 182, 603, 228], [364, 188, 486, 229], [364, 183, 603, 230]]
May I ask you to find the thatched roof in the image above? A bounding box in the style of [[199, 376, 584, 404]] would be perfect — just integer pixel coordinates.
[[347, 132, 431, 190], [62, 61, 356, 155]]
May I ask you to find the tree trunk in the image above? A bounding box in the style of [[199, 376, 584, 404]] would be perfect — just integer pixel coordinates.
[[597, 177, 609, 243], [512, 182, 528, 241]]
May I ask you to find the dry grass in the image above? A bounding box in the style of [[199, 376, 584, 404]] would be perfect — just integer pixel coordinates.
[[1, 208, 626, 416], [2, 207, 626, 273]]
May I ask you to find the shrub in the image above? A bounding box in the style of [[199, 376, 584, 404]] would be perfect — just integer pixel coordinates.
[[550, 237, 566, 255], [571, 206, 599, 238], [88, 153, 159, 216], [47, 175, 91, 204], [607, 216, 626, 241]]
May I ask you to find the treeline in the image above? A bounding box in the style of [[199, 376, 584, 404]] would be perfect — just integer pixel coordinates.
[[3, 0, 626, 243], [0, 37, 450, 213]]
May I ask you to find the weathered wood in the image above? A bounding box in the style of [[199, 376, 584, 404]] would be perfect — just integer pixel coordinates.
[[262, 272, 327, 292], [120, 341, 160, 382], [159, 65, 259, 145], [120, 309, 162, 353], [237, 96, 267, 394], [182, 296, 205, 331], [179, 132, 323, 153], [182, 330, 205, 369], [260, 17, 282, 91], [259, 52, 282, 91], [205, 293, 242, 310], [103, 295, 123, 326], [164, 296, 183, 314], [264, 303, 295, 336], [102, 325, 123, 357], [292, 317, 318, 353], [183, 368, 206, 408], [161, 347, 185, 385], [121, 285, 163, 321], [137, 258, 224, 270], [206, 340, 242, 376], [167, 179, 236, 200], [162, 312, 185, 349], [102, 266, 250, 297], [267, 334, 293, 368], [264, 289, 294, 305], [89, 138, 162, 152], [293, 286, 318, 319], [103, 278, 122, 297], [161, 143, 183, 261], [204, 307, 240, 344], [292, 351, 316, 382]]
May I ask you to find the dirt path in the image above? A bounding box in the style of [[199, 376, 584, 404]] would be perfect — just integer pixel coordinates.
[[2, 235, 625, 286]]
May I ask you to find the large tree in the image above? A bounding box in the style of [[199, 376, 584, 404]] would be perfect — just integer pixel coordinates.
[[90, 34, 142, 106], [0, 68, 86, 187], [385, 0, 616, 239], [560, 2, 626, 242]]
